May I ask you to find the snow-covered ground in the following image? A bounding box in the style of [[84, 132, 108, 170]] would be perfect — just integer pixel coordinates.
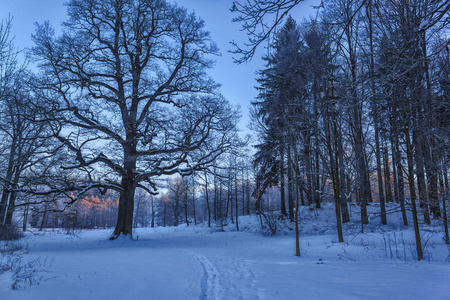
[[1, 204, 450, 299]]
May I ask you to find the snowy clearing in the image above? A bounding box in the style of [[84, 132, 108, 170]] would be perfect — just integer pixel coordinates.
[[1, 204, 450, 300]]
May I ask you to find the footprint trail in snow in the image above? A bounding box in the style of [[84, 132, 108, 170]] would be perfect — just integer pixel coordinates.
[[185, 250, 221, 300]]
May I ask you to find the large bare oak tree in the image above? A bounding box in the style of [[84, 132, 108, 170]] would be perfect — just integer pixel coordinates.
[[31, 0, 239, 239]]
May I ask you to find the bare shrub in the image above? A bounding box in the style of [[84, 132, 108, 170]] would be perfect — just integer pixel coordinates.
[[0, 224, 23, 241]]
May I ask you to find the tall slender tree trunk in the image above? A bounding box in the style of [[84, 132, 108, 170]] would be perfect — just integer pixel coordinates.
[[422, 27, 440, 219], [305, 134, 313, 206], [22, 203, 29, 231], [374, 117, 386, 225], [395, 133, 408, 226], [40, 203, 48, 231], [366, 0, 385, 224], [314, 135, 321, 209], [337, 124, 350, 223], [292, 137, 301, 255], [383, 145, 394, 204], [313, 87, 321, 209], [425, 147, 440, 219], [213, 171, 218, 221], [325, 99, 344, 242], [414, 127, 431, 224], [346, 21, 370, 224], [0, 137, 17, 224], [442, 163, 449, 244], [295, 170, 301, 257], [246, 170, 251, 215], [229, 171, 234, 224], [5, 165, 21, 226], [151, 196, 155, 228], [192, 175, 197, 225], [235, 177, 239, 231], [204, 171, 211, 227], [331, 117, 344, 242], [280, 143, 287, 215], [391, 137, 399, 203], [405, 129, 423, 261], [184, 189, 189, 226], [242, 167, 245, 216], [287, 143, 295, 221], [133, 195, 142, 228]]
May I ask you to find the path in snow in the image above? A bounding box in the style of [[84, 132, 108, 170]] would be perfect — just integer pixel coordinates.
[[184, 250, 220, 300]]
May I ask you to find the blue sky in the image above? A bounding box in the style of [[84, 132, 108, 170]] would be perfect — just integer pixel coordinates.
[[1, 0, 318, 135]]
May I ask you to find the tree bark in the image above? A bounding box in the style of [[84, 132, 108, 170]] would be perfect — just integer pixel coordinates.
[[383, 145, 393, 204], [280, 143, 287, 215], [112, 146, 137, 238], [337, 125, 350, 223], [287, 143, 295, 221], [0, 136, 17, 224], [405, 129, 423, 261], [413, 128, 431, 224], [204, 171, 211, 227], [442, 164, 449, 244], [394, 133, 408, 226], [235, 177, 239, 231], [192, 175, 197, 225]]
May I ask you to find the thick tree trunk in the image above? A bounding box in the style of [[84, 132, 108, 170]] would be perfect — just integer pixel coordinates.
[[112, 182, 136, 239], [112, 141, 138, 239]]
